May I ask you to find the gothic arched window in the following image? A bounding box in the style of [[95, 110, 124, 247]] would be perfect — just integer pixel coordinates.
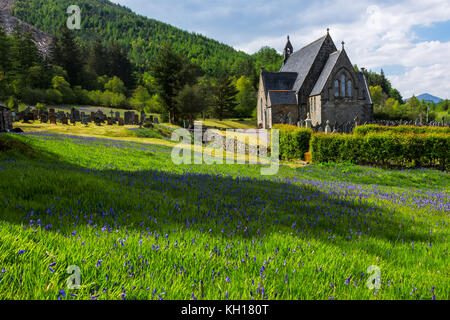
[[340, 74, 346, 97], [347, 80, 352, 97], [334, 80, 339, 97]]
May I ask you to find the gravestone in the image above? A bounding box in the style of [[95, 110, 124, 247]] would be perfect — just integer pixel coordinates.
[[90, 112, 95, 122], [134, 114, 139, 125], [107, 118, 113, 125], [115, 112, 120, 120], [141, 111, 146, 123], [153, 117, 159, 124], [49, 114, 56, 124], [118, 118, 124, 126], [124, 111, 135, 125], [305, 113, 312, 129], [71, 108, 81, 122], [40, 113, 48, 123]]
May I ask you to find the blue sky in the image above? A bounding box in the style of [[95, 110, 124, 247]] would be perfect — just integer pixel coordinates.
[[111, 0, 450, 99]]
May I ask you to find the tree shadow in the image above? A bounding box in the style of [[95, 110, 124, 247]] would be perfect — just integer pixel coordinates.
[[0, 134, 438, 257]]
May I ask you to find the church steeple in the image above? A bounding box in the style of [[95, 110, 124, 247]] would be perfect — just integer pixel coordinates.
[[283, 35, 293, 65]]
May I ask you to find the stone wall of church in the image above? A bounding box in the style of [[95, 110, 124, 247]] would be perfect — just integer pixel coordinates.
[[309, 95, 322, 126], [318, 50, 373, 126], [257, 76, 268, 128], [321, 100, 373, 125], [297, 36, 337, 121], [271, 104, 298, 128]]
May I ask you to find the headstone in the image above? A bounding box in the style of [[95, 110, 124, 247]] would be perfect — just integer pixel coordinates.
[[305, 113, 312, 129], [49, 114, 56, 124], [325, 120, 331, 134], [141, 111, 146, 123], [115, 112, 120, 120], [40, 113, 48, 123], [33, 109, 38, 120], [153, 117, 159, 124], [124, 111, 135, 125], [118, 118, 124, 126], [134, 114, 139, 125], [90, 112, 95, 122], [107, 118, 113, 125]]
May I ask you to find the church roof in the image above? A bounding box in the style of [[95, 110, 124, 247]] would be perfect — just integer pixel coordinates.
[[280, 35, 328, 92], [310, 50, 341, 96], [268, 90, 297, 105], [357, 72, 373, 104], [261, 71, 298, 96]]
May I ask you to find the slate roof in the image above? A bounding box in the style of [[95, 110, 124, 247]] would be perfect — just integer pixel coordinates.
[[280, 35, 327, 92], [261, 71, 298, 96], [357, 72, 373, 104], [310, 50, 341, 96], [268, 90, 297, 105]]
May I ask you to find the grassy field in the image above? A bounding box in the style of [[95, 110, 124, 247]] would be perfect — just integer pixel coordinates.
[[0, 131, 448, 300]]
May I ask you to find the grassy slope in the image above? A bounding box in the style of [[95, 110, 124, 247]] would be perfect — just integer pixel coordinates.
[[0, 133, 448, 300]]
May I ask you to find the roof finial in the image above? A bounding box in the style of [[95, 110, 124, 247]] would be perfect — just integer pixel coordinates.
[[327, 28, 329, 35], [341, 41, 345, 50], [287, 35, 290, 41]]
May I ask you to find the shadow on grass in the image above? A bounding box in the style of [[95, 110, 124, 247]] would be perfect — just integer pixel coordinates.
[[0, 133, 438, 252]]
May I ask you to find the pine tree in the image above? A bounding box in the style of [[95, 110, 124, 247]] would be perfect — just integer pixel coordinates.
[[88, 39, 109, 76], [211, 76, 238, 121], [150, 44, 200, 123], [51, 25, 83, 85], [108, 42, 135, 90]]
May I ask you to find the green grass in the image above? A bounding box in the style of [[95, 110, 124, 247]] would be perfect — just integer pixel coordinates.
[[0, 133, 448, 300]]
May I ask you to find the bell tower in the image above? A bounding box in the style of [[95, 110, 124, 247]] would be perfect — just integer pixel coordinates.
[[283, 36, 293, 65]]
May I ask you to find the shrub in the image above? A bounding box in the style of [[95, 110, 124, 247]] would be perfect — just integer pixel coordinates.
[[311, 132, 449, 170], [273, 124, 312, 160], [354, 124, 450, 136]]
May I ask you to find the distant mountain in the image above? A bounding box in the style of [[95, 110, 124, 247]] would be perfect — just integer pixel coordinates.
[[3, 0, 255, 77], [407, 93, 444, 104]]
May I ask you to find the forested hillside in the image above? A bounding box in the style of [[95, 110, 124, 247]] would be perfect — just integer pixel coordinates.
[[9, 0, 279, 77]]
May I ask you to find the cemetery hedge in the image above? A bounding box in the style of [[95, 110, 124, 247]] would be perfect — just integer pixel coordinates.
[[310, 132, 449, 170], [353, 124, 450, 136], [273, 124, 312, 160]]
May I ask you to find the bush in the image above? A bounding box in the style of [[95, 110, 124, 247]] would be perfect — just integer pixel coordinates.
[[354, 124, 450, 136], [273, 124, 312, 160], [21, 88, 47, 105], [45, 89, 63, 104], [311, 132, 449, 170]]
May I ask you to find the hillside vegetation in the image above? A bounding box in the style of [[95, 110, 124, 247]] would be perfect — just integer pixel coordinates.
[[10, 0, 279, 77]]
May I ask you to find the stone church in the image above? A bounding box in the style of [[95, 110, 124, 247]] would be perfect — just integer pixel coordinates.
[[257, 31, 373, 129]]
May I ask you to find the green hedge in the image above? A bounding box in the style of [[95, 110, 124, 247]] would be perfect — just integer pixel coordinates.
[[273, 124, 312, 160], [311, 132, 449, 170], [354, 124, 450, 136]]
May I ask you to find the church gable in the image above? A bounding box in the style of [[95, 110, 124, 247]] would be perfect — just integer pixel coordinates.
[[281, 33, 337, 95], [315, 48, 370, 104]]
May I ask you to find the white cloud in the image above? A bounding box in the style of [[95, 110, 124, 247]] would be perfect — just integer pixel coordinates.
[[113, 0, 450, 98], [237, 0, 450, 98]]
